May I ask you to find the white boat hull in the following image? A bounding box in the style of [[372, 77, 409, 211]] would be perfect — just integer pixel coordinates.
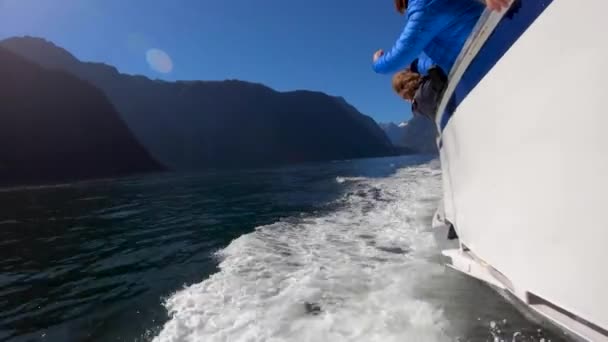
[[435, 1, 608, 340]]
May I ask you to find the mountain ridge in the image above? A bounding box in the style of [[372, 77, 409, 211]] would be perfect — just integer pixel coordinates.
[[0, 46, 163, 186], [1, 36, 396, 170]]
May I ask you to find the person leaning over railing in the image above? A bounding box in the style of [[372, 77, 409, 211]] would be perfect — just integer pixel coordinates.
[[372, 0, 489, 76]]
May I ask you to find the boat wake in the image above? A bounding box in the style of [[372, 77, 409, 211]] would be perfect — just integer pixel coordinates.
[[152, 161, 452, 342], [151, 160, 559, 342]]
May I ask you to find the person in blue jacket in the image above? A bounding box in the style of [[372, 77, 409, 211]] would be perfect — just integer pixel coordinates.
[[411, 51, 435, 76], [373, 0, 484, 76]]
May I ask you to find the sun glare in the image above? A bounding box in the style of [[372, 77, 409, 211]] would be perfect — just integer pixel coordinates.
[[145, 48, 173, 74]]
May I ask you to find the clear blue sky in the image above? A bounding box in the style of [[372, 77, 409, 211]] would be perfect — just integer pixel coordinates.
[[0, 0, 414, 123]]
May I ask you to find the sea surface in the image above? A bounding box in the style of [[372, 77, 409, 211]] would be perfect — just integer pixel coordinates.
[[0, 156, 572, 342]]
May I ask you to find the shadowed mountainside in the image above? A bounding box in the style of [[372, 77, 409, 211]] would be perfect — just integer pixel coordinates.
[[0, 47, 162, 186], [380, 118, 438, 155], [1, 36, 396, 170]]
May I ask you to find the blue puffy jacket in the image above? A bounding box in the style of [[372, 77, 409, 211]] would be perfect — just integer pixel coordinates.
[[373, 0, 483, 75], [413, 51, 435, 75]]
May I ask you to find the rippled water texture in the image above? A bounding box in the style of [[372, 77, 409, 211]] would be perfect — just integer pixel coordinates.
[[0, 156, 571, 341]]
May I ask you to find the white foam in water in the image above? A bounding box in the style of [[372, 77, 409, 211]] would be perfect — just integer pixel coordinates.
[[335, 176, 368, 184], [154, 162, 449, 342]]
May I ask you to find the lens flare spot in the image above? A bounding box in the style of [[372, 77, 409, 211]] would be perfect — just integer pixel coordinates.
[[145, 48, 173, 74]]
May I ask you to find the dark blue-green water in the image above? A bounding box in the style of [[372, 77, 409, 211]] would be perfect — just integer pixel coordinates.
[[0, 156, 570, 342]]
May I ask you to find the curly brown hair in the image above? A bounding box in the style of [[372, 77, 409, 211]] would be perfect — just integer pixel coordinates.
[[394, 0, 407, 14], [392, 69, 422, 102]]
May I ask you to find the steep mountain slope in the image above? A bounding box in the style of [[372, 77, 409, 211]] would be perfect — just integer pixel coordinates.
[[380, 118, 438, 155], [1, 37, 395, 170], [0, 47, 162, 185]]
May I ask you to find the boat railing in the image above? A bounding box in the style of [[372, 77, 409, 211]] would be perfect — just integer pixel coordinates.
[[434, 4, 510, 143]]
